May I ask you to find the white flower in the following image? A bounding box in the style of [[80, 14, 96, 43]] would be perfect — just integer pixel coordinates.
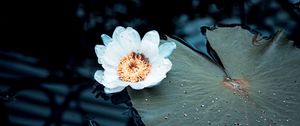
[[94, 26, 176, 93]]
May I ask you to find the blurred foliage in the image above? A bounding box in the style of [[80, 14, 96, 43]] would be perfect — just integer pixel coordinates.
[[3, 0, 300, 66]]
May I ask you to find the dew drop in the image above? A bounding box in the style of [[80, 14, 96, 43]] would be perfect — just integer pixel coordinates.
[[184, 113, 188, 117], [180, 84, 184, 87], [164, 116, 168, 119], [217, 109, 221, 112], [208, 121, 211, 125], [182, 103, 186, 108], [234, 122, 240, 125], [145, 98, 148, 101], [201, 104, 205, 107], [184, 90, 187, 94]]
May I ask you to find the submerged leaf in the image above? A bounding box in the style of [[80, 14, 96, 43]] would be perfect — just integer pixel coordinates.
[[128, 26, 300, 125]]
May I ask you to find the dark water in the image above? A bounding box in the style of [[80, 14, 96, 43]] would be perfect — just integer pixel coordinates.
[[1, 0, 299, 125]]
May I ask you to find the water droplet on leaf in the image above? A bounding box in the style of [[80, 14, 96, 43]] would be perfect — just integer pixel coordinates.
[[184, 113, 187, 117]]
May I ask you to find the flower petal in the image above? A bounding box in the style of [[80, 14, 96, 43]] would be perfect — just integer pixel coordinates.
[[101, 61, 117, 72], [131, 73, 164, 90], [118, 27, 141, 53], [130, 58, 172, 89], [103, 68, 119, 83], [152, 58, 172, 74], [159, 42, 176, 58], [140, 30, 160, 62], [142, 58, 172, 87], [94, 70, 104, 84], [101, 34, 112, 46], [143, 73, 165, 87], [129, 83, 146, 90], [102, 41, 125, 66], [112, 26, 141, 54], [112, 26, 126, 43], [141, 30, 160, 47], [95, 70, 126, 89], [95, 45, 106, 64], [104, 86, 126, 94]]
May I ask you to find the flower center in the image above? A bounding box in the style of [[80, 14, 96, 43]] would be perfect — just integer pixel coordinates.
[[117, 52, 151, 83]]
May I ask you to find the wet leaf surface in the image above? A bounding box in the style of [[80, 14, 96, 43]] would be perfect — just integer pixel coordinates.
[[128, 26, 300, 125]]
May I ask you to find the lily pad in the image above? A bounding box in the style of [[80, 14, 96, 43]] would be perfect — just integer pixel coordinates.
[[128, 26, 300, 125]]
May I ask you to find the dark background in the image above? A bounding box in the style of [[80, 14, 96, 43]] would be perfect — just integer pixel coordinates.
[[1, 0, 300, 126]]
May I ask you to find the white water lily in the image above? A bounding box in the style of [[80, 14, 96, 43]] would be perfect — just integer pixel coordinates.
[[94, 26, 176, 93]]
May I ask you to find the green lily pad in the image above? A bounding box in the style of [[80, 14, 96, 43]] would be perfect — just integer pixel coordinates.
[[128, 26, 300, 125]]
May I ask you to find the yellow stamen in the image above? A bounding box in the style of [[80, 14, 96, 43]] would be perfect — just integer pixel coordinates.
[[118, 52, 151, 83]]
